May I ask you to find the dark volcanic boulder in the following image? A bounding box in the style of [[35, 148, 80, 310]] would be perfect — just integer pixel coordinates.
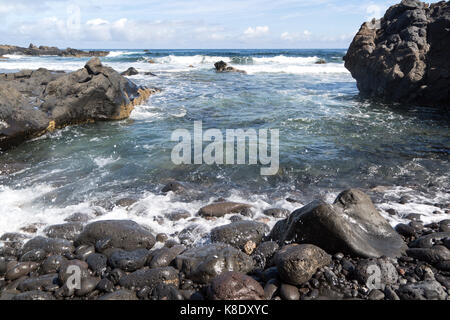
[[210, 221, 267, 252], [344, 0, 450, 107], [44, 222, 84, 241], [0, 58, 159, 150], [269, 189, 407, 258], [198, 202, 253, 218], [21, 236, 74, 255], [207, 272, 265, 300], [121, 67, 139, 76], [118, 267, 179, 290], [174, 243, 255, 284], [214, 61, 247, 74], [109, 249, 149, 272], [274, 244, 331, 286], [74, 220, 156, 251]]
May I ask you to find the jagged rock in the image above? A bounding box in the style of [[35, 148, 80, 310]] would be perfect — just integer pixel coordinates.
[[121, 67, 139, 76], [344, 0, 450, 107], [214, 61, 247, 74], [269, 189, 407, 258], [0, 58, 159, 150]]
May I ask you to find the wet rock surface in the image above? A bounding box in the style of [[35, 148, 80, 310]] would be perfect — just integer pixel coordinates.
[[270, 189, 407, 258], [0, 189, 449, 300]]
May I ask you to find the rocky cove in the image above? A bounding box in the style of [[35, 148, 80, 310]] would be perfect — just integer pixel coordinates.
[[0, 0, 449, 302]]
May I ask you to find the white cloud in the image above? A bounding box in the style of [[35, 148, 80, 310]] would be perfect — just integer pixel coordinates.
[[243, 26, 269, 38], [281, 30, 311, 41], [366, 4, 385, 21]]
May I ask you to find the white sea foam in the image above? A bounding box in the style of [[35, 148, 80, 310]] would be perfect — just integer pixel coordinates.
[[107, 51, 141, 57], [93, 156, 120, 168], [0, 181, 447, 246]]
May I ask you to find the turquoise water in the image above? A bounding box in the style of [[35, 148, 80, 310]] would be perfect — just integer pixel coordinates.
[[0, 49, 448, 240]]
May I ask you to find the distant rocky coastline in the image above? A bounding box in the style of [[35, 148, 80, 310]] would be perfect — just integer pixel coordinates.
[[0, 44, 109, 58], [344, 0, 449, 108], [0, 58, 159, 150]]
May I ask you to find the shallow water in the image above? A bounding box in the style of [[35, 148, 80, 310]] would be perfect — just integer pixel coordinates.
[[0, 49, 449, 243]]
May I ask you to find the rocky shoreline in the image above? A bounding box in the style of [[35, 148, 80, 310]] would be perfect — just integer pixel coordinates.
[[0, 187, 448, 301], [0, 44, 109, 58]]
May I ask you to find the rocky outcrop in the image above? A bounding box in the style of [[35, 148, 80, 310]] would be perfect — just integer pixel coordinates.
[[0, 58, 159, 150], [0, 43, 109, 57], [269, 189, 407, 258], [344, 0, 449, 107], [214, 61, 247, 74]]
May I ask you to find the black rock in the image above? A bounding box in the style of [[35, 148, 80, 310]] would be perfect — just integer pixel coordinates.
[[12, 290, 55, 300], [174, 243, 255, 284], [274, 244, 331, 286], [75, 220, 156, 251], [148, 245, 186, 268], [119, 267, 179, 290], [344, 1, 450, 107], [44, 223, 84, 241], [109, 249, 149, 272], [86, 253, 108, 276], [398, 280, 447, 300], [150, 283, 184, 300], [210, 221, 266, 252], [279, 283, 300, 301], [270, 189, 407, 258], [21, 237, 74, 256], [207, 272, 265, 300], [98, 290, 138, 300], [41, 255, 67, 274], [17, 274, 59, 292], [121, 67, 139, 76]]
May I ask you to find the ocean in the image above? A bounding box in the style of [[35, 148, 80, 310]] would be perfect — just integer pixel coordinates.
[[0, 49, 449, 244]]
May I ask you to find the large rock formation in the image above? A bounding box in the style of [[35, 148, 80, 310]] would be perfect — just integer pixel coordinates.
[[269, 189, 407, 259], [0, 58, 159, 150], [0, 43, 109, 57], [344, 0, 449, 107]]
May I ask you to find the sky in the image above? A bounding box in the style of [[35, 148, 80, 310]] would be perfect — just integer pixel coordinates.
[[0, 0, 420, 49]]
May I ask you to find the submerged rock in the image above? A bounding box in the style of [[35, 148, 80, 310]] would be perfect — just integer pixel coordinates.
[[270, 189, 407, 258], [0, 58, 159, 150], [344, 0, 450, 107], [214, 61, 247, 74], [121, 67, 139, 76]]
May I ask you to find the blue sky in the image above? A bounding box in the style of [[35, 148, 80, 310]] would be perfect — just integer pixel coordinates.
[[0, 0, 419, 49]]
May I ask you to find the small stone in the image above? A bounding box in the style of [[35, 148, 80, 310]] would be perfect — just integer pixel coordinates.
[[279, 283, 300, 300], [368, 289, 385, 300]]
